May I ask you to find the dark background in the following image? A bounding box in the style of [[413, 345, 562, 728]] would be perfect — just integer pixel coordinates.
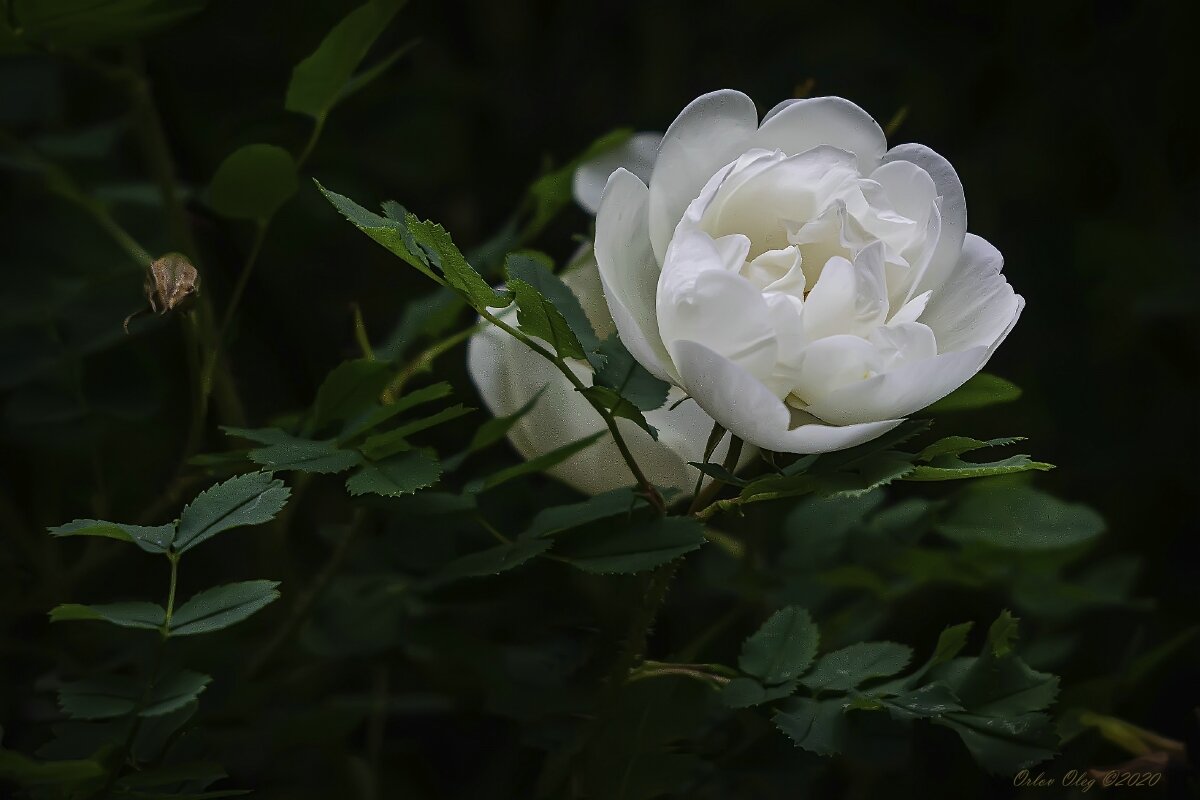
[[2, 0, 1196, 797]]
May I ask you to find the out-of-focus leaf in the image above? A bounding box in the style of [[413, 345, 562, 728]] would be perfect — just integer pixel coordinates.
[[556, 516, 705, 574], [312, 358, 392, 431], [359, 404, 473, 460], [921, 373, 1022, 413], [175, 472, 290, 553], [524, 128, 632, 239], [936, 483, 1104, 550], [738, 606, 819, 686], [435, 538, 552, 581], [346, 450, 441, 497], [139, 670, 212, 716], [443, 388, 542, 471], [800, 642, 912, 692], [339, 381, 453, 441], [48, 519, 174, 554], [0, 0, 206, 53], [49, 602, 165, 630], [0, 748, 104, 785], [169, 581, 280, 636], [208, 144, 298, 220], [519, 488, 644, 539], [285, 0, 405, 121], [465, 430, 605, 492]]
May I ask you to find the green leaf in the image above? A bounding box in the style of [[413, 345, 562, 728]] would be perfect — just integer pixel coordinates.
[[720, 677, 798, 709], [591, 336, 670, 412], [338, 381, 453, 441], [935, 712, 1057, 774], [916, 436, 1023, 461], [0, 749, 104, 786], [169, 580, 280, 636], [57, 670, 211, 720], [579, 385, 657, 439], [407, 216, 509, 310], [175, 472, 290, 553], [435, 538, 552, 581], [921, 372, 1022, 413], [465, 430, 605, 492], [209, 144, 298, 220], [933, 621, 975, 665], [316, 182, 441, 282], [334, 40, 417, 107], [936, 483, 1105, 550], [506, 251, 599, 356], [57, 674, 140, 719], [442, 387, 543, 471], [869, 682, 964, 720], [346, 450, 441, 497], [48, 519, 174, 554], [140, 670, 212, 717], [248, 434, 362, 474], [738, 606, 820, 686], [801, 642, 912, 692], [359, 404, 473, 460], [0, 0, 205, 52], [49, 602, 165, 630], [556, 516, 705, 574], [906, 455, 1054, 481], [986, 610, 1020, 657], [773, 697, 849, 756], [285, 0, 406, 120], [519, 488, 644, 539], [312, 358, 393, 431]]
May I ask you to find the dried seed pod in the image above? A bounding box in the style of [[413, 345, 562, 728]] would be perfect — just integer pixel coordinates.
[[125, 253, 201, 333]]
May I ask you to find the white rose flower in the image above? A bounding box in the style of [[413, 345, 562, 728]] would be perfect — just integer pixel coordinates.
[[468, 132, 751, 497], [594, 90, 1024, 454]]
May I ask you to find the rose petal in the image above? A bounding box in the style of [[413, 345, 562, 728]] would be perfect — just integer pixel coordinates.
[[751, 96, 888, 173], [595, 168, 677, 382], [648, 90, 759, 264], [672, 339, 903, 453], [804, 345, 990, 425], [921, 233, 1023, 353]]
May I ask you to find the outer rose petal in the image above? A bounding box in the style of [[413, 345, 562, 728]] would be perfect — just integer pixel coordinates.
[[803, 346, 990, 425], [595, 168, 677, 383], [648, 90, 759, 264], [672, 339, 903, 453], [749, 96, 888, 173], [921, 233, 1023, 354], [572, 132, 662, 215]]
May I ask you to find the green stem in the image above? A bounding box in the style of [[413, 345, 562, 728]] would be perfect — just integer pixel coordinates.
[[162, 552, 179, 633], [382, 322, 483, 402]]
